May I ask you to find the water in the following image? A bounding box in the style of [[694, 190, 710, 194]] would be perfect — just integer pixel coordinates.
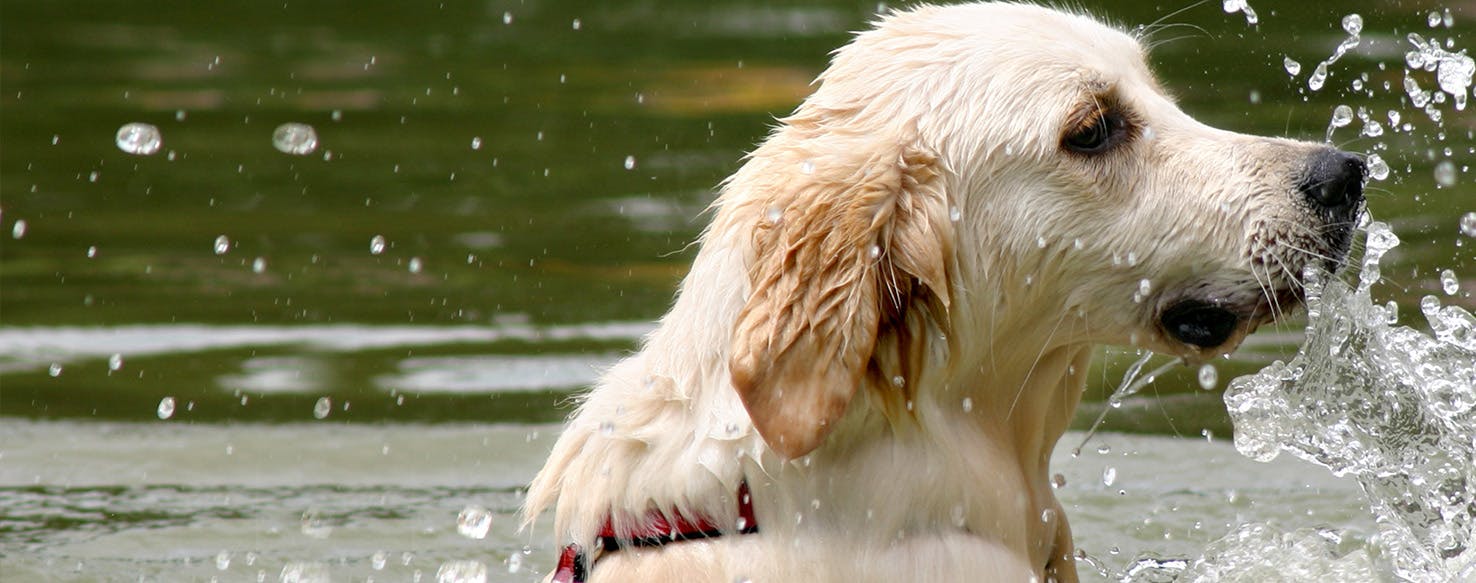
[[1, 1, 1472, 581], [1224, 223, 1476, 582]]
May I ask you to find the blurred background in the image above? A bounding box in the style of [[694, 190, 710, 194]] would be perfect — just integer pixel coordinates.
[[1, 0, 1471, 581]]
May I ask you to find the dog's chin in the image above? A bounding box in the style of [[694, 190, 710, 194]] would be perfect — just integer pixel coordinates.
[[1154, 286, 1303, 360]]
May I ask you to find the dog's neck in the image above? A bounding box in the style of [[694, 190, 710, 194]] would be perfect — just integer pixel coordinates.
[[525, 227, 1093, 562]]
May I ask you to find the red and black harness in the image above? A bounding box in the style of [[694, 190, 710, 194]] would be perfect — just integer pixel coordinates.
[[551, 481, 758, 583]]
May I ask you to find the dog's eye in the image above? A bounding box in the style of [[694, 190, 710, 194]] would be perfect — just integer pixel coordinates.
[[1062, 110, 1127, 154]]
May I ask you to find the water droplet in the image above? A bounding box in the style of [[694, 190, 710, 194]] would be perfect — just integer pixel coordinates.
[[370, 235, 386, 255], [12, 220, 27, 239], [1460, 212, 1476, 237], [313, 396, 332, 419], [1308, 62, 1328, 91], [213, 235, 230, 255], [456, 506, 493, 539], [1342, 14, 1363, 36], [470, 137, 482, 150], [962, 397, 973, 412], [215, 551, 231, 570], [86, 246, 97, 258], [48, 363, 63, 377], [949, 206, 961, 222], [1441, 269, 1459, 295], [505, 554, 521, 574], [108, 354, 124, 371], [1434, 160, 1457, 187], [800, 160, 815, 174], [371, 551, 388, 571], [1097, 443, 1111, 454], [571, 18, 582, 30], [1051, 473, 1067, 489], [765, 206, 783, 223], [1198, 364, 1218, 389], [599, 421, 615, 436], [115, 122, 162, 155], [271, 123, 318, 155], [1283, 56, 1302, 76], [623, 155, 636, 170], [1367, 153, 1390, 181], [869, 245, 881, 259], [502, 11, 513, 24], [251, 257, 267, 273], [891, 375, 905, 388], [1102, 466, 1118, 487], [1138, 279, 1153, 296], [157, 397, 176, 419], [1429, 10, 1442, 27], [408, 257, 423, 273], [1330, 105, 1353, 128]]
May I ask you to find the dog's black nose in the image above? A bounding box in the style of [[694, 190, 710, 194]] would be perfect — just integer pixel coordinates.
[[1298, 149, 1366, 212]]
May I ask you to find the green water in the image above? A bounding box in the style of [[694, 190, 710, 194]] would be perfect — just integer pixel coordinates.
[[3, 0, 1472, 429]]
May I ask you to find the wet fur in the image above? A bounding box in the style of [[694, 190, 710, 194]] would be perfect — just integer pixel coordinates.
[[523, 3, 1338, 581]]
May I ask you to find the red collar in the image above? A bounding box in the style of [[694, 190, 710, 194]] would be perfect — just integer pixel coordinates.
[[552, 481, 758, 583]]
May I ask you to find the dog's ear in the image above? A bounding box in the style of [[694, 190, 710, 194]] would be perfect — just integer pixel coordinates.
[[727, 130, 952, 459]]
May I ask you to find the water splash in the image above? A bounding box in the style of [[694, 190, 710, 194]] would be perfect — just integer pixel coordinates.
[[1223, 222, 1476, 582]]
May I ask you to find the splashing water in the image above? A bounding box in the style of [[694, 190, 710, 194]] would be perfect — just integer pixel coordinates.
[[1222, 0, 1258, 25], [1223, 221, 1476, 582]]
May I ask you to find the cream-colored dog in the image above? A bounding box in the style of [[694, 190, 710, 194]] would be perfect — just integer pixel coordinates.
[[524, 3, 1365, 581]]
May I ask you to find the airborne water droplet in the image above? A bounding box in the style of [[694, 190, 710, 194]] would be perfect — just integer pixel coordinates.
[[48, 363, 63, 377], [115, 123, 162, 155], [213, 235, 230, 255], [1102, 466, 1118, 486], [1460, 212, 1476, 237], [252, 257, 266, 273], [456, 506, 493, 540], [1434, 160, 1457, 187], [370, 235, 386, 255], [1198, 364, 1218, 389], [1342, 14, 1363, 36], [470, 137, 482, 150], [109, 353, 124, 371], [408, 257, 423, 273], [1441, 269, 1460, 295], [1308, 62, 1328, 91], [313, 396, 332, 419], [1284, 57, 1302, 76], [1367, 153, 1390, 181], [623, 155, 636, 170], [271, 123, 318, 155], [157, 397, 176, 419]]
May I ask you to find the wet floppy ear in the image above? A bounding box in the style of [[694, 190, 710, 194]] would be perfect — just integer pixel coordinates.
[[728, 133, 952, 459]]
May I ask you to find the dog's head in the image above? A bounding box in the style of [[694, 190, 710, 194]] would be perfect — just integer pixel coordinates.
[[719, 3, 1365, 458]]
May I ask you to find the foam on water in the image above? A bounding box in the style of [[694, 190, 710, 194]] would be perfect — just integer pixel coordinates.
[[1222, 222, 1476, 582]]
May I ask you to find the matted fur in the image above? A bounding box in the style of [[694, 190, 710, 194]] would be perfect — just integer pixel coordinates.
[[523, 3, 1351, 581]]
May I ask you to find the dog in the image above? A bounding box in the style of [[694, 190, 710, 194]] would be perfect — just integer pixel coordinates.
[[522, 3, 1365, 581]]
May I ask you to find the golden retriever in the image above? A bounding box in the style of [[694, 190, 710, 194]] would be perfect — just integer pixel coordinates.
[[523, 3, 1365, 581]]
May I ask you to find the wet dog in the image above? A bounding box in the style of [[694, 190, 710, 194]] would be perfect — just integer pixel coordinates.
[[524, 3, 1364, 581]]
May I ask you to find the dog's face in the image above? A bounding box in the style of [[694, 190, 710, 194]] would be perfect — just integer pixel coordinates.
[[809, 4, 1365, 358], [722, 4, 1364, 457]]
